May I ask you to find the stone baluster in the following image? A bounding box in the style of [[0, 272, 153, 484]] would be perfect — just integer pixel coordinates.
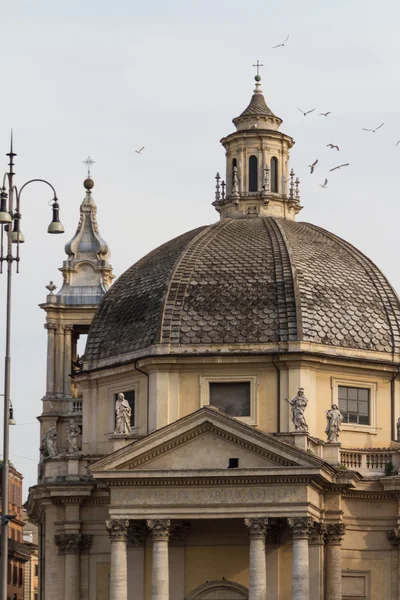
[[288, 517, 314, 600], [54, 533, 92, 600], [106, 519, 129, 600], [44, 323, 56, 395], [244, 517, 268, 600], [63, 325, 73, 397], [147, 519, 171, 600], [325, 523, 346, 600]]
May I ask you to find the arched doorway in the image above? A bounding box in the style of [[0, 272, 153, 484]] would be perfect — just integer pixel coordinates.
[[187, 580, 248, 599]]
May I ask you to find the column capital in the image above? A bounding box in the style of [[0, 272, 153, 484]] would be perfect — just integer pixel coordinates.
[[106, 519, 129, 541], [44, 323, 57, 332], [54, 533, 92, 554], [63, 325, 73, 332], [388, 528, 400, 546], [309, 522, 327, 545], [325, 523, 346, 545], [244, 517, 269, 539], [147, 518, 171, 540], [288, 516, 314, 539]]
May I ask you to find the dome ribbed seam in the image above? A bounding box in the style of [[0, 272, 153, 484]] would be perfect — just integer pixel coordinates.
[[263, 217, 300, 341], [160, 220, 233, 345]]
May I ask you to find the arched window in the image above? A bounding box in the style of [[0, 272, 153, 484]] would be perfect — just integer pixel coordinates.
[[232, 158, 237, 186], [248, 155, 258, 192], [270, 157, 278, 193]]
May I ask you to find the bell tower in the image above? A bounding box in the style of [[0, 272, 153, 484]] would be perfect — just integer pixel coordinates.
[[215, 64, 302, 220], [39, 175, 113, 470]]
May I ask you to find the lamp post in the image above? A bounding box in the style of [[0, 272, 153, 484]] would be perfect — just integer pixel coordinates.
[[0, 135, 64, 600]]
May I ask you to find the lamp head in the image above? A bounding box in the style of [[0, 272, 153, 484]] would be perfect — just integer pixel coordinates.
[[11, 212, 24, 244], [48, 199, 64, 234], [0, 189, 11, 225]]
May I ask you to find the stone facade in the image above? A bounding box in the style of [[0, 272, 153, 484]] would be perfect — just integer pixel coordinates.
[[26, 73, 400, 600]]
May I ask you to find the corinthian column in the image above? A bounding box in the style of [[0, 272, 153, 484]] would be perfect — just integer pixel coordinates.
[[106, 519, 129, 600], [244, 518, 268, 600], [54, 533, 92, 600], [147, 519, 170, 600], [326, 523, 346, 600], [44, 323, 56, 395], [288, 517, 314, 600], [63, 325, 73, 397]]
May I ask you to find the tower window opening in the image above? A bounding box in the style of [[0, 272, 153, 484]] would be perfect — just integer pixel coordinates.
[[249, 155, 258, 192], [271, 157, 278, 193], [231, 158, 237, 186]]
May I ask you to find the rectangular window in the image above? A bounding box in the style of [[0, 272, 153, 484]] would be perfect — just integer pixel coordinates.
[[209, 382, 251, 417], [16, 485, 20, 507], [12, 565, 17, 585], [7, 561, 11, 584], [11, 483, 15, 505], [338, 386, 370, 425], [34, 564, 38, 577], [18, 567, 22, 586], [114, 391, 135, 427]]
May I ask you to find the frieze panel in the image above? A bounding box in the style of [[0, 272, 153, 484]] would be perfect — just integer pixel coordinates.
[[112, 485, 305, 506]]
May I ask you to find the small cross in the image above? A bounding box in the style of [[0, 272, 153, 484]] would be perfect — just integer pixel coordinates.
[[252, 60, 263, 77], [83, 156, 95, 178]]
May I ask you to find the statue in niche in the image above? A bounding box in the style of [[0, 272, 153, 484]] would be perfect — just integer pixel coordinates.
[[40, 422, 58, 458], [285, 388, 308, 431], [66, 419, 81, 454], [325, 404, 343, 443], [114, 393, 131, 436]]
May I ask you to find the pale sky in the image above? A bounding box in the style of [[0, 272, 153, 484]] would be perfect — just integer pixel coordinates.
[[1, 0, 400, 495]]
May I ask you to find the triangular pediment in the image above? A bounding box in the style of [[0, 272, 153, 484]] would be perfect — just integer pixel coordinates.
[[90, 407, 328, 476]]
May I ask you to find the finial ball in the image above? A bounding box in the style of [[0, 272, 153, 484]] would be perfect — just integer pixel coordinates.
[[255, 74, 261, 82], [84, 178, 94, 190]]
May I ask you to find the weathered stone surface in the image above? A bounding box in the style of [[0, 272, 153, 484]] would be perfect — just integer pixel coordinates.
[[85, 217, 400, 363]]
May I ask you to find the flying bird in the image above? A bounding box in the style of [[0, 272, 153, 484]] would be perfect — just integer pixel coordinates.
[[396, 140, 400, 146], [309, 159, 318, 174], [320, 179, 328, 188], [327, 144, 340, 151], [362, 123, 384, 133], [272, 35, 289, 48], [329, 163, 350, 172], [297, 107, 315, 116], [319, 112, 331, 117], [135, 146, 145, 154]]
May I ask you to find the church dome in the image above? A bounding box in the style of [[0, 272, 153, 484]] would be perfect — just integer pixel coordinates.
[[85, 217, 400, 365]]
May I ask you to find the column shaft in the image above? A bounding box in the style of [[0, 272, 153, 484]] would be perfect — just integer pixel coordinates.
[[326, 544, 342, 600], [63, 326, 72, 396], [325, 524, 345, 600], [106, 519, 129, 600], [110, 539, 128, 600], [152, 538, 169, 600], [292, 537, 309, 600], [64, 552, 80, 600], [45, 324, 56, 395], [55, 326, 64, 395], [249, 537, 266, 600]]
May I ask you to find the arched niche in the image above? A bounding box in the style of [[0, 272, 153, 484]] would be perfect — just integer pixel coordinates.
[[186, 580, 248, 600]]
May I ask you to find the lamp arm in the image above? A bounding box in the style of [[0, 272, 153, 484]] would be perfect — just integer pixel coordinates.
[[16, 179, 58, 212]]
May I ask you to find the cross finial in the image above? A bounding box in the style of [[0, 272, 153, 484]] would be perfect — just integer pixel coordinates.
[[83, 156, 95, 178], [252, 60, 263, 78]]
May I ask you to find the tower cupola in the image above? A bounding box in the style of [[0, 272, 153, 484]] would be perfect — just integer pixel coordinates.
[[214, 65, 302, 220]]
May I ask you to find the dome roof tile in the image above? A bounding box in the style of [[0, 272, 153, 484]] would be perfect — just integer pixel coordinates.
[[85, 217, 400, 364]]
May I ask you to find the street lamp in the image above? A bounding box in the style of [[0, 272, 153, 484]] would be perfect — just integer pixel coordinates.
[[0, 134, 63, 600]]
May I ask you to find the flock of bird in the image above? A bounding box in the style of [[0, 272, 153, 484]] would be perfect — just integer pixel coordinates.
[[271, 35, 396, 189]]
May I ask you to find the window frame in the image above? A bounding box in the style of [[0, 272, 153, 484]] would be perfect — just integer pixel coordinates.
[[332, 378, 377, 434], [108, 380, 140, 436], [342, 569, 370, 600], [200, 375, 258, 425], [248, 155, 258, 192], [270, 156, 279, 193]]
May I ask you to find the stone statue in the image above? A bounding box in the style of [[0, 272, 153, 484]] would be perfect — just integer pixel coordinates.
[[66, 419, 81, 454], [325, 404, 343, 443], [114, 393, 131, 436], [41, 422, 58, 458], [285, 388, 308, 431]]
